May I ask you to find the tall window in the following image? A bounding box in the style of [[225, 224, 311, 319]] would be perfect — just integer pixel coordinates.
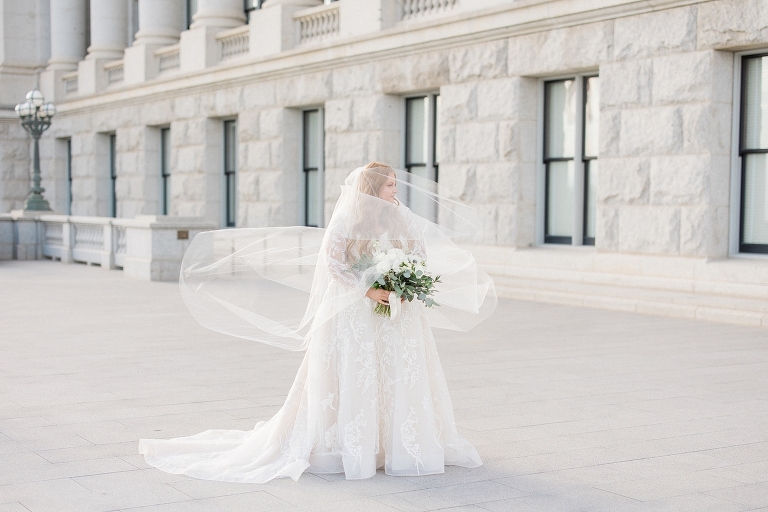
[[66, 139, 73, 215], [224, 120, 237, 227], [303, 109, 324, 228], [109, 134, 117, 218], [405, 94, 440, 220], [161, 128, 171, 215], [543, 75, 599, 245], [739, 55, 768, 254]]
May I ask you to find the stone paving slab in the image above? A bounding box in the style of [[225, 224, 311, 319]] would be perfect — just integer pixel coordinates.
[[1, 260, 768, 511]]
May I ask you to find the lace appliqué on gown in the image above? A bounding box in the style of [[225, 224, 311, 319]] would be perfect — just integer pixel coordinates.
[[138, 236, 482, 483]]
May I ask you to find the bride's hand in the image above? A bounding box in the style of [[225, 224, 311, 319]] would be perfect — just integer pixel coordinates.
[[366, 288, 390, 305], [366, 289, 406, 305]]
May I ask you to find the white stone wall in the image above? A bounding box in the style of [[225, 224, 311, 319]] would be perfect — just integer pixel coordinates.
[[595, 7, 734, 259], [0, 119, 31, 212], [2, 0, 768, 265]]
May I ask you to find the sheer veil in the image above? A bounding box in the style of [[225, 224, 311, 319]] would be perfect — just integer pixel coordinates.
[[179, 166, 497, 350]]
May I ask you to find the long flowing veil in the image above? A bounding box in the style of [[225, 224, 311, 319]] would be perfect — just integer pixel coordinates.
[[179, 167, 497, 351]]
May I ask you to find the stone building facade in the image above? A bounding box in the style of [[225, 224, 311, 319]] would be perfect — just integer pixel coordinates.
[[1, 0, 767, 326]]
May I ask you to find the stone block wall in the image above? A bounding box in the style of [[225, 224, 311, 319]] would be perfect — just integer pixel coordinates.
[[5, 0, 768, 265], [0, 120, 31, 212], [596, 5, 734, 259]]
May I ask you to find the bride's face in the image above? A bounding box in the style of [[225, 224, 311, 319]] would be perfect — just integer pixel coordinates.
[[378, 174, 398, 203]]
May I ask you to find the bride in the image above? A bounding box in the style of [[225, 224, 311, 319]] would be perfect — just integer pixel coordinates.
[[139, 162, 497, 482]]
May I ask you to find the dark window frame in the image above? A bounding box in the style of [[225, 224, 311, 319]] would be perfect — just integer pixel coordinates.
[[160, 128, 171, 216], [66, 139, 73, 215], [739, 53, 768, 254], [543, 79, 575, 245], [109, 134, 117, 218], [433, 94, 440, 183], [224, 120, 237, 228], [302, 109, 322, 228], [543, 76, 599, 246], [405, 94, 440, 179], [405, 96, 427, 176]]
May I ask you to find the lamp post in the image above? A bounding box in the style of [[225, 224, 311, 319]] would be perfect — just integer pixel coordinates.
[[15, 89, 56, 211]]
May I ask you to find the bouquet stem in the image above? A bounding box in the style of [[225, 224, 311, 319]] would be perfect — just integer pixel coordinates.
[[374, 303, 391, 317]]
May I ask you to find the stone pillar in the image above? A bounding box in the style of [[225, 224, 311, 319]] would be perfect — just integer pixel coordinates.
[[87, 0, 129, 60], [77, 0, 129, 95], [134, 0, 185, 45], [124, 0, 185, 84], [192, 0, 247, 28], [180, 0, 247, 72], [47, 0, 88, 70], [40, 0, 87, 101]]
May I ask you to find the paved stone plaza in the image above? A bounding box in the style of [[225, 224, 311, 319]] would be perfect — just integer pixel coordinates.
[[1, 260, 768, 511]]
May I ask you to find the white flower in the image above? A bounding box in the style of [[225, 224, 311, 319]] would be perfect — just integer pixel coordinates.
[[374, 252, 386, 263], [376, 260, 391, 274]]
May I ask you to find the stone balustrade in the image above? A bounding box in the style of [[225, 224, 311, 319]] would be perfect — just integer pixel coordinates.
[[0, 213, 216, 282], [63, 72, 78, 94], [156, 44, 181, 73], [295, 3, 340, 45], [217, 25, 250, 60], [398, 0, 456, 21], [105, 60, 125, 85]]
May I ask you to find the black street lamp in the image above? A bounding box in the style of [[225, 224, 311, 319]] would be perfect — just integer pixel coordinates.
[[15, 89, 56, 211]]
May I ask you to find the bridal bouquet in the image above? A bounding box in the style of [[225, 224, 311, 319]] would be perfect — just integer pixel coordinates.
[[356, 247, 441, 317]]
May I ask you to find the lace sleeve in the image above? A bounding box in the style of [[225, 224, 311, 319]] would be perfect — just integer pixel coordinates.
[[324, 229, 359, 289], [402, 208, 427, 260], [413, 236, 427, 260]]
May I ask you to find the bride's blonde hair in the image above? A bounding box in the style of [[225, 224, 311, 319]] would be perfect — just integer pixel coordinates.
[[357, 162, 397, 198], [346, 162, 408, 260]]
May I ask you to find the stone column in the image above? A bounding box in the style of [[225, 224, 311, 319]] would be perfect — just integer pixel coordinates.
[[47, 0, 88, 71], [192, 0, 247, 28], [124, 0, 184, 84], [87, 0, 129, 60], [180, 0, 247, 72], [40, 0, 88, 101], [77, 0, 128, 94], [134, 0, 185, 46]]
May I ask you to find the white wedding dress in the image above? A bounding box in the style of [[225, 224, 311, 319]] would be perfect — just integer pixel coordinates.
[[139, 234, 481, 482], [139, 166, 494, 483]]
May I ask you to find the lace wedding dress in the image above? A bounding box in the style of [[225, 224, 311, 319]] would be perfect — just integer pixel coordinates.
[[139, 234, 481, 482], [139, 165, 494, 482]]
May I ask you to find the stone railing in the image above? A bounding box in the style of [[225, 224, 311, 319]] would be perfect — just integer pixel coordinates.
[[105, 60, 125, 85], [156, 44, 181, 73], [0, 213, 216, 282], [295, 3, 340, 45], [398, 0, 456, 21], [63, 72, 78, 95], [217, 25, 250, 61]]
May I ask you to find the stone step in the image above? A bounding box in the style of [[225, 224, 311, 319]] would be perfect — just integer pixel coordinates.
[[485, 264, 768, 301], [492, 274, 768, 328]]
